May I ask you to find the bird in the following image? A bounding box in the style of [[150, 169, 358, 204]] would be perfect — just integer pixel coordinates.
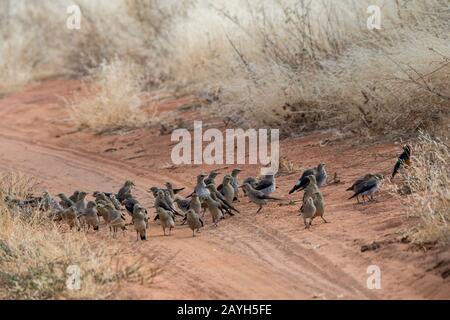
[[207, 183, 239, 214], [78, 201, 100, 232], [254, 174, 276, 195], [206, 185, 235, 217], [301, 175, 320, 204], [300, 196, 316, 229], [186, 209, 203, 237], [204, 196, 223, 226], [41, 191, 63, 218], [189, 193, 202, 216], [60, 206, 80, 231], [221, 175, 235, 204], [57, 193, 75, 209], [173, 195, 191, 214], [132, 203, 148, 241], [188, 173, 210, 202], [109, 194, 122, 210], [154, 189, 184, 219], [289, 163, 327, 194], [93, 191, 121, 212], [241, 176, 257, 196], [117, 180, 134, 203], [68, 190, 80, 203], [346, 173, 382, 203], [204, 171, 220, 186], [392, 145, 411, 178], [310, 190, 327, 225], [348, 174, 384, 203], [230, 168, 242, 201], [241, 183, 282, 213], [98, 202, 126, 237], [156, 207, 175, 236], [218, 168, 242, 198], [74, 191, 87, 214], [122, 197, 141, 216]]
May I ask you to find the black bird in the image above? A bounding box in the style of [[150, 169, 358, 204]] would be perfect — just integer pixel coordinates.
[[392, 145, 411, 178], [289, 163, 327, 194]]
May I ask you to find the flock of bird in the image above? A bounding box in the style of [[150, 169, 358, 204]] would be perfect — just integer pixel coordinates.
[[3, 144, 412, 238]]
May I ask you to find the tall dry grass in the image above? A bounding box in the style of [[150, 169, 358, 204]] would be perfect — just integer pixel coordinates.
[[0, 172, 152, 299], [399, 133, 450, 246], [1, 0, 449, 134], [166, 0, 450, 135], [67, 58, 158, 132]]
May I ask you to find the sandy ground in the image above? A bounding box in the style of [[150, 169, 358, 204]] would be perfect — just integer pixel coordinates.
[[0, 80, 449, 299]]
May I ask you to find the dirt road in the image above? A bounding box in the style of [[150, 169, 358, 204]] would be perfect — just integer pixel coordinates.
[[0, 80, 448, 299]]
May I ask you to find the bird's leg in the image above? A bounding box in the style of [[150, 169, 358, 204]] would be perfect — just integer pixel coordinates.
[[303, 218, 309, 229], [256, 205, 263, 214], [163, 228, 166, 236], [192, 230, 195, 237], [321, 217, 328, 223], [356, 195, 360, 204]]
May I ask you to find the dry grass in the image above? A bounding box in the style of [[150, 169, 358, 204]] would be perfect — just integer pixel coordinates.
[[1, 0, 449, 135], [399, 133, 450, 246], [0, 172, 154, 299], [66, 59, 157, 132], [167, 0, 450, 136]]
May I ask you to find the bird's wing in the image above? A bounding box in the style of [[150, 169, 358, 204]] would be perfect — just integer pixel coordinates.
[[255, 179, 273, 190], [350, 179, 377, 199]]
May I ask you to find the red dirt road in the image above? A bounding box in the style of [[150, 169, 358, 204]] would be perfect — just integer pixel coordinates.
[[0, 80, 448, 299]]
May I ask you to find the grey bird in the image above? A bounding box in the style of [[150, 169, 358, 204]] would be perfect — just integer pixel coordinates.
[[41, 191, 63, 218], [189, 193, 202, 216], [311, 190, 327, 225], [122, 197, 141, 216], [68, 190, 80, 203], [218, 168, 242, 201], [300, 196, 316, 229], [157, 207, 175, 236], [289, 163, 327, 194], [301, 176, 320, 207], [186, 209, 204, 237], [204, 196, 223, 226], [207, 184, 239, 215], [97, 202, 126, 237], [194, 173, 211, 201], [60, 206, 80, 230], [132, 203, 148, 240], [74, 191, 87, 214], [346, 173, 383, 203], [117, 180, 135, 203], [349, 174, 384, 203], [241, 176, 257, 196], [57, 193, 75, 209], [154, 189, 184, 220], [254, 174, 276, 195], [221, 175, 235, 204], [204, 171, 220, 186], [79, 201, 100, 232], [241, 183, 282, 213], [173, 195, 191, 214]]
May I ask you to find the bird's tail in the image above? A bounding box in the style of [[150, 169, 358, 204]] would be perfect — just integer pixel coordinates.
[[268, 196, 283, 201], [345, 186, 353, 191], [289, 180, 307, 194]]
